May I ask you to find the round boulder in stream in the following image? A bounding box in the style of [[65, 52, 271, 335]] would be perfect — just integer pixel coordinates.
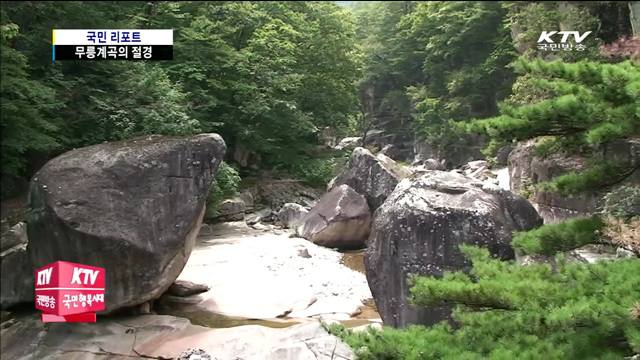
[[22, 134, 227, 313]]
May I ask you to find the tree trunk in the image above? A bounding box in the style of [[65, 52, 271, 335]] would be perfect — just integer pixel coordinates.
[[630, 1, 640, 36]]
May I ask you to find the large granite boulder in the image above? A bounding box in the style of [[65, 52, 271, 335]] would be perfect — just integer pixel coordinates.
[[366, 171, 542, 328], [329, 147, 411, 212], [13, 134, 226, 313], [214, 198, 246, 222], [297, 185, 371, 249], [278, 203, 309, 229]]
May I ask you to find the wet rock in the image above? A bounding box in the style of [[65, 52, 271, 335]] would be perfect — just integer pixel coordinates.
[[278, 203, 309, 229], [413, 140, 438, 163], [496, 145, 514, 166], [507, 139, 538, 192], [0, 243, 33, 308], [330, 147, 411, 212], [245, 212, 262, 225], [251, 223, 271, 231], [240, 191, 254, 211], [334, 137, 362, 151], [140, 301, 152, 315], [168, 280, 210, 297], [257, 179, 323, 213], [20, 134, 226, 312], [366, 171, 542, 328], [297, 248, 312, 259], [287, 297, 363, 319], [259, 209, 276, 223], [465, 160, 488, 171], [298, 185, 372, 249], [423, 159, 445, 171], [198, 224, 214, 237], [175, 348, 215, 360], [215, 198, 246, 222], [379, 144, 394, 156], [0, 222, 27, 252]]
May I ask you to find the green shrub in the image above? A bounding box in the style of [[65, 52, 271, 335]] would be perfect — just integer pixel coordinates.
[[511, 216, 606, 256], [516, 179, 535, 200], [206, 161, 241, 218], [330, 245, 640, 360], [603, 186, 640, 221], [292, 157, 343, 188]]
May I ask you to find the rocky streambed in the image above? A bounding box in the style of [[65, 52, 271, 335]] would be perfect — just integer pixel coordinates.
[[1, 221, 380, 360], [156, 221, 381, 328]]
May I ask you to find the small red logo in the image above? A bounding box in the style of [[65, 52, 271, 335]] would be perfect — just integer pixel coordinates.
[[35, 261, 105, 322]]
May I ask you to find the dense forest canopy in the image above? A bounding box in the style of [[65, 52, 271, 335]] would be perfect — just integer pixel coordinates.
[[1, 1, 362, 198]]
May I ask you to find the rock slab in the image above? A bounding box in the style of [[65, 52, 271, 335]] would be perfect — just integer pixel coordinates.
[[1, 314, 354, 360], [365, 171, 543, 328], [18, 134, 226, 313]]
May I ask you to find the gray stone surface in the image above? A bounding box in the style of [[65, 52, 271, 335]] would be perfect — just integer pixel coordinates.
[[198, 223, 214, 237], [366, 171, 542, 328], [257, 179, 323, 212], [423, 159, 445, 171], [0, 222, 27, 252], [496, 145, 514, 166], [298, 185, 372, 249], [278, 203, 309, 229], [330, 147, 411, 212], [334, 137, 362, 151], [215, 198, 246, 221], [16, 134, 226, 313], [168, 280, 210, 297], [175, 348, 215, 360], [240, 191, 254, 211], [1, 314, 354, 360], [0, 243, 33, 308], [509, 138, 640, 223]]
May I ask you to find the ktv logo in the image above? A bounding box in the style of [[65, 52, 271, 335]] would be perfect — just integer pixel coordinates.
[[35, 261, 105, 323]]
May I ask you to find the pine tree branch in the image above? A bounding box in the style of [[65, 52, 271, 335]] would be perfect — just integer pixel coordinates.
[[592, 162, 640, 190]]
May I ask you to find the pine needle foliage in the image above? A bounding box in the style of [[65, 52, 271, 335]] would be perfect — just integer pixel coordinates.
[[332, 245, 640, 360]]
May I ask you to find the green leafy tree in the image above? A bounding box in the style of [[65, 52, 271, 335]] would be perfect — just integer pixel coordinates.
[[206, 161, 241, 218], [0, 1, 362, 198], [350, 1, 515, 158], [0, 10, 62, 197], [405, 1, 516, 155]]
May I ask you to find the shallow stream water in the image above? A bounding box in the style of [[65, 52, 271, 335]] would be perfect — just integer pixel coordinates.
[[156, 249, 381, 329]]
